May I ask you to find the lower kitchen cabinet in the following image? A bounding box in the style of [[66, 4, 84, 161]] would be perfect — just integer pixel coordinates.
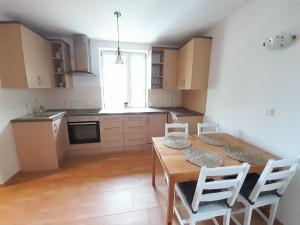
[[12, 118, 68, 171], [99, 113, 168, 151], [168, 113, 203, 135], [146, 114, 168, 143]]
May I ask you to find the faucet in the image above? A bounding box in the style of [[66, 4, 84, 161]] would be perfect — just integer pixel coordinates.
[[39, 103, 45, 113]]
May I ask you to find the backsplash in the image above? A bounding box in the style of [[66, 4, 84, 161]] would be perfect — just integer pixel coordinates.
[[43, 87, 102, 109], [148, 89, 182, 107], [0, 88, 46, 183]]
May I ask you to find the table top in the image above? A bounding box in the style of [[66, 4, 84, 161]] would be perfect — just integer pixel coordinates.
[[152, 133, 279, 181]]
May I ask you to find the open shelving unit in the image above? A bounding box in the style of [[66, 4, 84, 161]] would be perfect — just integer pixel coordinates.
[[150, 48, 164, 89], [49, 39, 73, 88]]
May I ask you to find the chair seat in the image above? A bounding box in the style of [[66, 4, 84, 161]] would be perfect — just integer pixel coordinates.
[[177, 180, 228, 213], [240, 173, 279, 204]]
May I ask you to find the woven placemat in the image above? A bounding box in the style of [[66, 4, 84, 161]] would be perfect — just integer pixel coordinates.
[[162, 135, 192, 149], [225, 146, 267, 164], [199, 134, 228, 147], [184, 147, 223, 168]]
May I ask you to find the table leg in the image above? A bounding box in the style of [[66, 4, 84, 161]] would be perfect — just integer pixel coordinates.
[[166, 176, 175, 225], [152, 144, 156, 187]]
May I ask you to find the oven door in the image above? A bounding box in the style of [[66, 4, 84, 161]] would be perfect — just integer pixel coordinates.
[[68, 121, 100, 144]]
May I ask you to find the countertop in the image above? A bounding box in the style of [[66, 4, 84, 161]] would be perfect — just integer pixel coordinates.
[[11, 107, 204, 123], [11, 111, 65, 123]]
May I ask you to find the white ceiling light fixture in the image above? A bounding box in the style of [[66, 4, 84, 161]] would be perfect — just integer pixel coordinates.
[[114, 11, 124, 64]]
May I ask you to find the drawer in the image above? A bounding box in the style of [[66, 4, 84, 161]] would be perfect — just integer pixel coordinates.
[[100, 115, 124, 122], [124, 120, 147, 133], [124, 114, 147, 121], [101, 122, 124, 134], [67, 116, 100, 122], [101, 134, 124, 147], [124, 133, 146, 146]]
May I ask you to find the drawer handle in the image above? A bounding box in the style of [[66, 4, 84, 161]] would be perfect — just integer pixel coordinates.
[[104, 140, 119, 142], [103, 118, 120, 120], [128, 138, 143, 141], [128, 126, 143, 129], [128, 117, 144, 120], [104, 127, 120, 130]]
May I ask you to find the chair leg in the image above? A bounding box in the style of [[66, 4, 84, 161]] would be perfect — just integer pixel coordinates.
[[223, 210, 231, 225], [268, 200, 279, 225], [244, 207, 253, 225]]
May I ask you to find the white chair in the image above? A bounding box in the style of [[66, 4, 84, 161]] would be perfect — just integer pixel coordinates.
[[197, 122, 219, 135], [231, 156, 300, 225], [174, 163, 250, 225], [165, 123, 189, 137]]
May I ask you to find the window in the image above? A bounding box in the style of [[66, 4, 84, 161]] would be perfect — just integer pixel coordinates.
[[100, 50, 147, 108]]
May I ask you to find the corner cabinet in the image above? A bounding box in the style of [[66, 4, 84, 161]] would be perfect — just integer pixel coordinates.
[[0, 23, 54, 88], [148, 47, 178, 90], [177, 37, 212, 90], [12, 118, 68, 171]]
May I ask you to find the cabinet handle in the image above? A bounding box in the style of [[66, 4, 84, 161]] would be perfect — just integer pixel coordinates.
[[128, 138, 143, 141], [104, 127, 120, 130], [128, 126, 143, 129], [53, 123, 58, 133]]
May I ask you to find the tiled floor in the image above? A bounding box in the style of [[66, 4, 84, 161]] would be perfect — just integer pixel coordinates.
[[0, 150, 282, 225]]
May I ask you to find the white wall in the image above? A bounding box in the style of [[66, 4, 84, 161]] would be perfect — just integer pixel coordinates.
[[205, 0, 300, 224], [0, 88, 47, 184]]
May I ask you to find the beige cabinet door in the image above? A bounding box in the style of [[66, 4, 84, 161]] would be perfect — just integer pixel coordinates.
[[39, 39, 55, 88], [163, 49, 178, 90], [177, 39, 194, 89], [53, 119, 68, 163], [177, 37, 212, 90], [146, 114, 167, 143], [0, 24, 28, 88], [20, 25, 42, 88]]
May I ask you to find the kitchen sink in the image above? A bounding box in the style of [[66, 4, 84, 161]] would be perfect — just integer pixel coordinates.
[[33, 112, 62, 118]]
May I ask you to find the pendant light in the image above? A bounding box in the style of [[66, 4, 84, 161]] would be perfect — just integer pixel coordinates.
[[114, 11, 124, 64]]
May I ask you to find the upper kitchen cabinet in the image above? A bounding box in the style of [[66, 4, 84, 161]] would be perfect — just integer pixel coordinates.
[[0, 22, 54, 88], [49, 39, 73, 88], [149, 47, 178, 90], [177, 37, 212, 90]]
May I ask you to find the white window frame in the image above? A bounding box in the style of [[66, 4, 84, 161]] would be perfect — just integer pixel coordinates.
[[99, 49, 147, 108]]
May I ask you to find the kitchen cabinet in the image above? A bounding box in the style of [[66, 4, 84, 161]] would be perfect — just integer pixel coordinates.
[[124, 114, 147, 150], [168, 113, 203, 135], [149, 47, 178, 90], [163, 49, 178, 90], [177, 37, 212, 90], [0, 23, 54, 88], [12, 118, 68, 171], [50, 39, 73, 88], [146, 114, 168, 143], [100, 115, 124, 150]]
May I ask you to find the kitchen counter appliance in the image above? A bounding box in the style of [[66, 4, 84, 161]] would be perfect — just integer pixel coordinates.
[[67, 116, 100, 144]]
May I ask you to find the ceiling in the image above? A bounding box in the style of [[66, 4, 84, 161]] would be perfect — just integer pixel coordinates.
[[0, 0, 247, 45]]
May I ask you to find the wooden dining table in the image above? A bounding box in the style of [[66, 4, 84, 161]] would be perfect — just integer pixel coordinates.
[[151, 133, 279, 225]]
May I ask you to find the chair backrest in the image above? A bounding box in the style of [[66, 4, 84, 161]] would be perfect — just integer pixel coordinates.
[[197, 123, 219, 135], [191, 163, 250, 211], [248, 156, 300, 203], [165, 123, 188, 136]]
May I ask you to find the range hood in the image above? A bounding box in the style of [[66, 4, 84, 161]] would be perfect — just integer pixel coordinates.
[[71, 34, 94, 76]]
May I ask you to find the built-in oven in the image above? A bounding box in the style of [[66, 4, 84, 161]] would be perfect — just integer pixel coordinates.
[[67, 116, 100, 145]]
